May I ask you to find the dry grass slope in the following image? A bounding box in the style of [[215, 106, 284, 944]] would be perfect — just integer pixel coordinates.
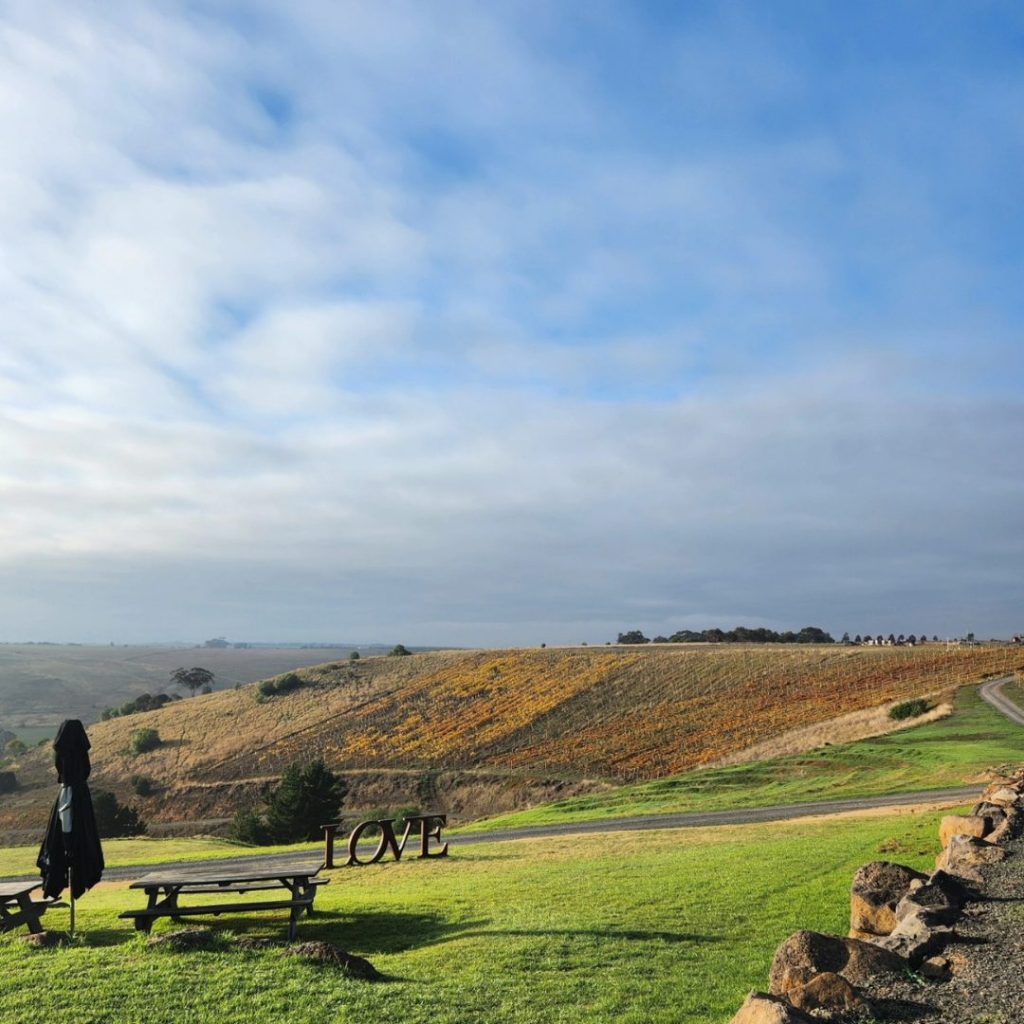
[[1, 644, 1020, 831]]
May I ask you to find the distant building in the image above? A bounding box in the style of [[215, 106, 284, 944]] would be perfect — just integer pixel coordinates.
[[204, 636, 229, 648]]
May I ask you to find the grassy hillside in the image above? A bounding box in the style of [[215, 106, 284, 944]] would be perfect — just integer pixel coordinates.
[[1, 644, 1019, 833], [465, 685, 1022, 830], [0, 643, 389, 732], [0, 811, 951, 1024]]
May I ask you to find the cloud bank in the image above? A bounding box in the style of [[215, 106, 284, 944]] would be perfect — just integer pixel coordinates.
[[0, 2, 1021, 643]]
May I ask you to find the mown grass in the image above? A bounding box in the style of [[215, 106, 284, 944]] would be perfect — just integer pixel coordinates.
[[465, 685, 1023, 832], [0, 837, 319, 880], [0, 811, 949, 1024]]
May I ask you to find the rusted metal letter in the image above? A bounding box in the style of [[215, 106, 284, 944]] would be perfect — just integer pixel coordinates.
[[347, 818, 403, 866], [403, 814, 449, 858], [321, 822, 340, 869]]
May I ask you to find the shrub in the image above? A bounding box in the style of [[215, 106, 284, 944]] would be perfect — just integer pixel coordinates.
[[230, 808, 271, 845], [388, 644, 412, 657], [128, 728, 161, 755], [348, 650, 360, 661], [255, 672, 305, 702], [889, 698, 930, 721], [92, 790, 147, 837], [4, 739, 26, 756], [231, 759, 347, 844], [130, 774, 156, 797]]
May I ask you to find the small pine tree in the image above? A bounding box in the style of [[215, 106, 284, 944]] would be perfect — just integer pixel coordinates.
[[92, 790, 147, 837], [261, 759, 347, 843]]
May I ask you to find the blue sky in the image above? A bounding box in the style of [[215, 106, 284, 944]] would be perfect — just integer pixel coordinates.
[[0, 1, 1021, 644]]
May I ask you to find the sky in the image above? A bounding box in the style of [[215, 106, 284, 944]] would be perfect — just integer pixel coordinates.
[[0, 1, 1022, 646]]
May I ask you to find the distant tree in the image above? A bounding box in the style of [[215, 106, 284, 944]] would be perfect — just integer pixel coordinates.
[[172, 666, 215, 696], [348, 650, 360, 661], [907, 634, 917, 645], [652, 636, 669, 644], [92, 790, 147, 838], [237, 759, 347, 844], [617, 630, 649, 645], [966, 632, 976, 643], [887, 634, 896, 645], [932, 635, 939, 642], [841, 632, 851, 644], [795, 626, 835, 644], [877, 635, 884, 645], [4, 739, 26, 756], [854, 634, 862, 644], [388, 644, 412, 657]]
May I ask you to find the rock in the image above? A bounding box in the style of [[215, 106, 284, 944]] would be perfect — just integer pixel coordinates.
[[920, 955, 951, 980], [147, 928, 217, 951], [285, 941, 381, 980], [980, 784, 1022, 807], [769, 930, 905, 1006], [895, 883, 960, 927], [972, 800, 1008, 824], [987, 806, 1022, 844], [21, 931, 70, 949], [935, 834, 1008, 882], [939, 814, 992, 847], [874, 906, 953, 964], [849, 861, 928, 936], [729, 992, 816, 1023], [926, 870, 973, 907], [791, 972, 864, 1013]]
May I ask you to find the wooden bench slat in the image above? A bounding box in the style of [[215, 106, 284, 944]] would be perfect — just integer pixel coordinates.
[[176, 878, 329, 895], [119, 897, 312, 920]]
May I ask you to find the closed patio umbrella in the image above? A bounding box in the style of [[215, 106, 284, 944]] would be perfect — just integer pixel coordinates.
[[37, 720, 104, 935]]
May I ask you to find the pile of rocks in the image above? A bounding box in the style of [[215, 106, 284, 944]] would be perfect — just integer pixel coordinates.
[[728, 770, 1024, 1022]]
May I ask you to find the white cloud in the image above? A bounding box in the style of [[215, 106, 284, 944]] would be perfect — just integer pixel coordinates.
[[0, 2, 1020, 642]]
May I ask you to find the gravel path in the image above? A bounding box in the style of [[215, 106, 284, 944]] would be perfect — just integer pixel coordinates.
[[865, 835, 1024, 1023]]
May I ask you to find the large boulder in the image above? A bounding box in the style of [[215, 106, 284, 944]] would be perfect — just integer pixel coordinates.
[[939, 814, 992, 847], [979, 783, 1023, 808], [769, 930, 905, 1008], [849, 861, 928, 937], [874, 905, 954, 964], [935, 834, 1007, 882], [729, 993, 816, 1024], [987, 806, 1022, 844], [791, 972, 864, 1013]]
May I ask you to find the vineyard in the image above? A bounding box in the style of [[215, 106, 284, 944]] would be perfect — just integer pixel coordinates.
[[1, 644, 1021, 831]]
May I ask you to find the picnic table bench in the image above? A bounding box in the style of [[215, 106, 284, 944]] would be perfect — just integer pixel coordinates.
[[119, 858, 328, 942], [0, 881, 60, 935]]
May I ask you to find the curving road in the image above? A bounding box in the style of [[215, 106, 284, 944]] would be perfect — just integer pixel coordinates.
[[980, 675, 1024, 726], [4, 676, 1023, 883]]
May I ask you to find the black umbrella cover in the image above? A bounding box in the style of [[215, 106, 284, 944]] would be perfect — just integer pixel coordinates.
[[37, 719, 105, 899]]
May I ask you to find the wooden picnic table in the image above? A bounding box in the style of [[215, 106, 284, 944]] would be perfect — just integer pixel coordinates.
[[119, 858, 328, 942], [0, 881, 58, 935]]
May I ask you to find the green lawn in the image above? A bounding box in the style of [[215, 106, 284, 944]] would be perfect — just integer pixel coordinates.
[[0, 811, 950, 1024], [465, 685, 1024, 832], [0, 836, 320, 880]]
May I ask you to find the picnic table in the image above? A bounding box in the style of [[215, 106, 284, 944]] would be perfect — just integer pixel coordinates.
[[0, 881, 59, 935], [119, 858, 328, 941]]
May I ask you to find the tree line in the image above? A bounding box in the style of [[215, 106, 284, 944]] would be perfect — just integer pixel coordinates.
[[617, 626, 836, 645]]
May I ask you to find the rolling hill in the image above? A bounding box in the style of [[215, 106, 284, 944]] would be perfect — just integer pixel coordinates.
[[0, 643, 401, 733], [1, 643, 1020, 837]]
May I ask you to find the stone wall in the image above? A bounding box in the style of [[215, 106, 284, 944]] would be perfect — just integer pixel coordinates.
[[728, 769, 1024, 1023]]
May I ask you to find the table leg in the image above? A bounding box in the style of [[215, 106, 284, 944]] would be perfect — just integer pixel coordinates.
[[14, 893, 44, 935]]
